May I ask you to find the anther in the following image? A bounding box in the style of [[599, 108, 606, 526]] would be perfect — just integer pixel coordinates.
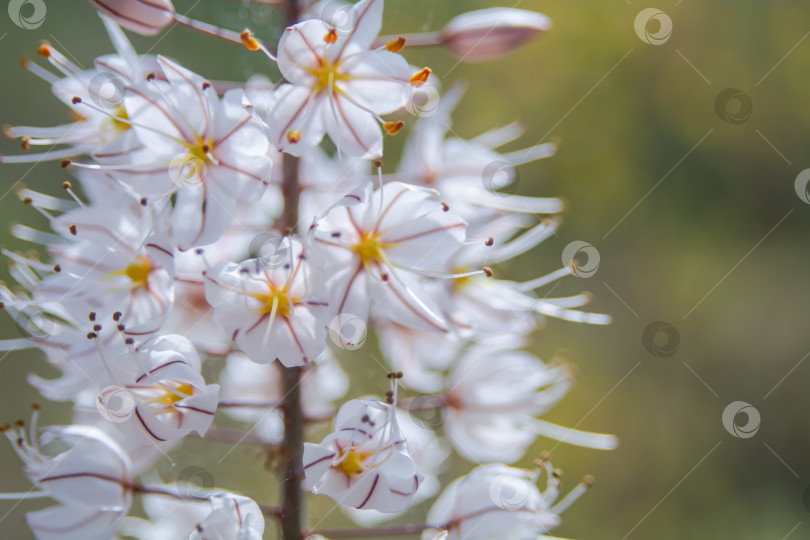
[[440, 202, 449, 212], [93, 324, 102, 332], [117, 324, 125, 332], [324, 27, 338, 44], [112, 311, 122, 321], [373, 158, 383, 168], [140, 198, 148, 206], [409, 68, 431, 87], [71, 96, 82, 105], [202, 144, 210, 154], [146, 72, 156, 82], [69, 224, 77, 236], [30, 403, 40, 411], [485, 237, 494, 246], [36, 42, 51, 57], [21, 137, 30, 150], [383, 121, 404, 135], [286, 130, 301, 144], [240, 30, 260, 51], [385, 36, 406, 53], [53, 264, 61, 272], [331, 232, 341, 238], [125, 337, 135, 346], [61, 160, 71, 168], [62, 181, 72, 190], [482, 266, 493, 277], [361, 414, 370, 423], [21, 197, 32, 205], [89, 312, 96, 322], [552, 468, 563, 479], [0, 423, 9, 432], [87, 331, 97, 339], [583, 475, 595, 487], [195, 249, 204, 255], [202, 81, 211, 90], [14, 419, 24, 428], [0, 302, 4, 309]]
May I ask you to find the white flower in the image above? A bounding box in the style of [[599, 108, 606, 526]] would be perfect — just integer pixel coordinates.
[[312, 181, 466, 332], [1, 419, 133, 540], [423, 462, 590, 540], [1, 16, 154, 165], [267, 0, 427, 158], [186, 492, 265, 540], [342, 409, 449, 525], [303, 399, 422, 512], [97, 334, 219, 443], [97, 55, 272, 249], [443, 344, 618, 463], [204, 237, 328, 366]]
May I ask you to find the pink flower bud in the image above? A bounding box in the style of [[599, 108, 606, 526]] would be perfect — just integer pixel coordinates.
[[441, 8, 551, 62], [88, 0, 175, 35]]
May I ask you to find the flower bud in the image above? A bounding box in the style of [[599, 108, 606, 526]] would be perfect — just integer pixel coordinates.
[[441, 8, 551, 62], [89, 0, 175, 36]]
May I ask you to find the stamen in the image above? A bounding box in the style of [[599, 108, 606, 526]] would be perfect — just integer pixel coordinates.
[[385, 36, 406, 53], [383, 121, 405, 135], [324, 27, 338, 44], [409, 68, 431, 87]]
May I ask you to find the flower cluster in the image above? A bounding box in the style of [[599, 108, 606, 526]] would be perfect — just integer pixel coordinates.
[[0, 1, 614, 539]]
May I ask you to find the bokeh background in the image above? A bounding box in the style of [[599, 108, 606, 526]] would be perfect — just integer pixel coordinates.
[[2, 0, 810, 538]]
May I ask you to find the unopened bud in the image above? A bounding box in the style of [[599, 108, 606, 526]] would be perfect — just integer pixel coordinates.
[[89, 0, 175, 36], [441, 8, 551, 62]]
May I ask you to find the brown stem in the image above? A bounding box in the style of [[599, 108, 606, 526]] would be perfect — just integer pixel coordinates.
[[307, 523, 435, 538], [278, 3, 304, 537]]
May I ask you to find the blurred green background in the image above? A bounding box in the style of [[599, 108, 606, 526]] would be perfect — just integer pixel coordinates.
[[2, 0, 810, 538]]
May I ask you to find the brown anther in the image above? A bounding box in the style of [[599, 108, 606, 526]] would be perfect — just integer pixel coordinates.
[[113, 311, 122, 322], [3, 124, 12, 138], [19, 55, 30, 68], [125, 337, 135, 346], [31, 403, 40, 411], [71, 96, 82, 105], [396, 371, 403, 379], [87, 331, 97, 339], [385, 36, 406, 53], [37, 42, 51, 57], [140, 198, 148, 206], [485, 237, 494, 246], [440, 202, 449, 212], [482, 266, 493, 277], [361, 414, 370, 423], [583, 474, 595, 487], [21, 137, 30, 150], [14, 419, 25, 428], [286, 130, 301, 144], [93, 324, 102, 332], [60, 159, 71, 169], [21, 197, 32, 205], [372, 158, 383, 168], [324, 27, 338, 44], [383, 121, 405, 135], [89, 312, 96, 322], [241, 30, 260, 51], [69, 224, 78, 236], [202, 81, 211, 90], [117, 324, 125, 332], [552, 468, 563, 479], [62, 181, 72, 190], [52, 264, 61, 273], [380, 273, 389, 281], [146, 72, 156, 81], [201, 144, 210, 154], [0, 423, 10, 432], [0, 302, 5, 310], [409, 67, 431, 87]]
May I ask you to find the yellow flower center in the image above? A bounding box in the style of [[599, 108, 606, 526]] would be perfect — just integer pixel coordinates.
[[251, 286, 294, 318], [337, 448, 372, 477], [352, 232, 387, 265], [307, 58, 347, 94], [148, 381, 194, 407], [107, 255, 152, 287], [112, 105, 130, 131]]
